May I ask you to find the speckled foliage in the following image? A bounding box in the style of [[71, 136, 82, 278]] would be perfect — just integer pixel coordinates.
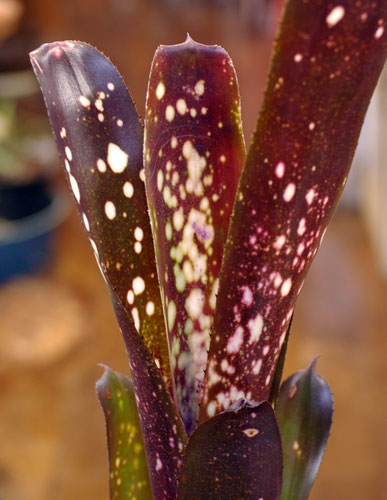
[[96, 367, 153, 500], [110, 293, 187, 500], [276, 359, 333, 500], [30, 0, 386, 498], [30, 42, 172, 391], [144, 37, 245, 434], [177, 400, 282, 500], [199, 0, 387, 422]]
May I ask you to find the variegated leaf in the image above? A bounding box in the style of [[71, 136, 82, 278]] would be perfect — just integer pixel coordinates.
[[200, 0, 387, 421], [96, 366, 153, 500], [30, 41, 172, 388], [144, 36, 245, 434]]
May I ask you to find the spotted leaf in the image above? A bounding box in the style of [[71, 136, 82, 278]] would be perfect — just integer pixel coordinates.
[[29, 41, 172, 388], [144, 36, 245, 434], [276, 359, 333, 500], [96, 366, 153, 500], [177, 400, 282, 500], [111, 292, 187, 500], [200, 0, 387, 421]]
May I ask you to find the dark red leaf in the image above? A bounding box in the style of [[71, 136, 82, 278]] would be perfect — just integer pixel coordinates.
[[200, 0, 387, 421], [30, 41, 172, 388], [177, 400, 282, 500], [276, 359, 333, 500], [144, 36, 245, 434], [111, 292, 187, 500], [96, 366, 153, 500]]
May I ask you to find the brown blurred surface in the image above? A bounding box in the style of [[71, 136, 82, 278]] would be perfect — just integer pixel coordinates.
[[0, 1, 386, 499]]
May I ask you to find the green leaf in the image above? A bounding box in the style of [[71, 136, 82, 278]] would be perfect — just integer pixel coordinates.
[[96, 366, 153, 500], [111, 292, 187, 500], [276, 359, 333, 500], [200, 0, 387, 422], [30, 41, 172, 389], [177, 400, 282, 500], [144, 36, 245, 434]]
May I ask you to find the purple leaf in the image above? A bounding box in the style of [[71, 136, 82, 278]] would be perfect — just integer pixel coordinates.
[[111, 292, 187, 500], [276, 359, 333, 500], [200, 0, 387, 421], [29, 41, 172, 389], [96, 366, 153, 500], [177, 400, 282, 500], [144, 36, 245, 434]]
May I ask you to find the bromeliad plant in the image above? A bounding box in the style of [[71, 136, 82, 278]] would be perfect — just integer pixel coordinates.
[[30, 1, 386, 498]]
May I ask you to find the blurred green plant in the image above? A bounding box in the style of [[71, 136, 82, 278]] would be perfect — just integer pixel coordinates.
[[30, 0, 386, 498]]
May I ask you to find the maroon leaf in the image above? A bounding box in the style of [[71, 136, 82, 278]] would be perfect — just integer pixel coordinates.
[[144, 36, 245, 434], [276, 359, 333, 500], [177, 400, 282, 500], [96, 366, 153, 500], [30, 41, 172, 388], [111, 292, 187, 500], [200, 0, 387, 421]]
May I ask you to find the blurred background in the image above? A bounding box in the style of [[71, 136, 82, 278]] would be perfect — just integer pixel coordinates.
[[0, 0, 386, 499]]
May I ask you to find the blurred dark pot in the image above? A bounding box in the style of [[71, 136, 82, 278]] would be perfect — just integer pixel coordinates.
[[0, 177, 52, 220], [0, 191, 70, 282]]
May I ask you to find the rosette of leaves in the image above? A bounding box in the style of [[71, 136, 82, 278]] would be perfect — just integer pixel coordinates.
[[30, 0, 386, 498]]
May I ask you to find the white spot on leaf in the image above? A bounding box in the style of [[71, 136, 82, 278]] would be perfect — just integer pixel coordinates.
[[107, 143, 128, 173], [133, 276, 145, 295], [123, 181, 134, 198], [326, 5, 345, 28], [104, 201, 116, 220], [156, 81, 165, 100]]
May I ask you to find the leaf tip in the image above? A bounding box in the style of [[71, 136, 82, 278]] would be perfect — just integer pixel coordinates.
[[308, 355, 320, 374]]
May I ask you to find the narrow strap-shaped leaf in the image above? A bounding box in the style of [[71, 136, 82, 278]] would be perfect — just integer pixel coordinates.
[[144, 36, 245, 434], [110, 292, 187, 500], [276, 359, 333, 500], [200, 0, 387, 421], [30, 41, 172, 388], [96, 366, 153, 500], [269, 313, 293, 406], [177, 400, 282, 500]]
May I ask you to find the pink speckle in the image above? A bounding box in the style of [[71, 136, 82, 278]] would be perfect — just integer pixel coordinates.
[[297, 242, 305, 256], [374, 26, 384, 39], [281, 278, 292, 297], [155, 458, 163, 472], [323, 195, 329, 207], [273, 234, 286, 250], [294, 53, 303, 63], [252, 359, 262, 375], [241, 286, 253, 307], [227, 327, 244, 354], [305, 188, 315, 205], [270, 272, 283, 289], [275, 161, 285, 178], [283, 183, 296, 202], [249, 234, 257, 245], [297, 218, 306, 236]]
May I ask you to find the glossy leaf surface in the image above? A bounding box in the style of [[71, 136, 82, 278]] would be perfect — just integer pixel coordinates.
[[96, 366, 153, 500], [201, 0, 387, 421], [30, 41, 172, 388], [276, 359, 333, 500], [177, 400, 282, 500], [144, 36, 245, 434], [111, 292, 187, 500]]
